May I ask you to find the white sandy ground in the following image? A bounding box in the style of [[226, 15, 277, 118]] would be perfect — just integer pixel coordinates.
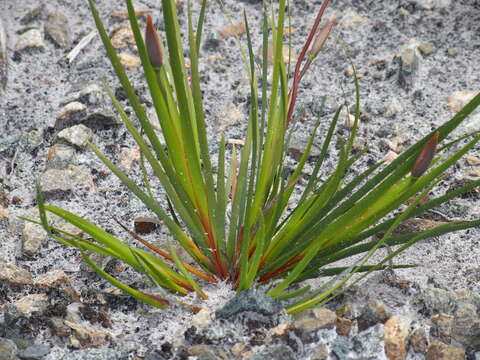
[[1, 0, 480, 357]]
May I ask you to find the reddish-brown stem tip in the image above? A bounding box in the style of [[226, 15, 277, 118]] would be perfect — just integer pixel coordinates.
[[145, 15, 163, 67], [411, 131, 440, 178]]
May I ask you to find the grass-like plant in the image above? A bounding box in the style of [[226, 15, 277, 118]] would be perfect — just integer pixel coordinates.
[[32, 0, 480, 314]]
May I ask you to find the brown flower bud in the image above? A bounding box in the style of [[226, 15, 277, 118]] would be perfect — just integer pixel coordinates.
[[308, 11, 337, 60], [411, 131, 439, 178], [145, 15, 163, 68]]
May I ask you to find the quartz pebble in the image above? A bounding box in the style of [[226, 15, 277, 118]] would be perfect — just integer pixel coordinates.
[[57, 124, 93, 148], [15, 29, 45, 52]]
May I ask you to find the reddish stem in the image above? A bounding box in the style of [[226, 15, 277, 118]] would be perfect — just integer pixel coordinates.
[[258, 253, 304, 284], [286, 0, 331, 126]]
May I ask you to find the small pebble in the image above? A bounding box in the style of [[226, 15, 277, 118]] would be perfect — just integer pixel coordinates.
[[118, 52, 140, 70], [44, 12, 71, 48], [218, 22, 246, 39], [57, 124, 93, 148], [15, 29, 45, 52]]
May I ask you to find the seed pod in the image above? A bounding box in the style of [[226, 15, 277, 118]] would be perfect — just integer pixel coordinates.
[[411, 131, 439, 178], [145, 15, 163, 68]]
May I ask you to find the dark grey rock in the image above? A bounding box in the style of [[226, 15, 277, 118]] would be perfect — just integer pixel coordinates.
[[0, 337, 18, 360], [250, 344, 295, 360], [20, 4, 45, 25], [215, 288, 282, 319], [82, 110, 121, 127], [332, 324, 384, 360], [17, 344, 50, 360], [48, 317, 71, 337], [0, 305, 34, 350], [358, 299, 391, 330], [44, 12, 71, 48], [61, 348, 128, 360], [0, 17, 7, 91], [202, 34, 222, 52], [288, 131, 321, 161]]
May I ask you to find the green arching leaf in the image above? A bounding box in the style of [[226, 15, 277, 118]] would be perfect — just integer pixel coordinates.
[[78, 246, 169, 309]]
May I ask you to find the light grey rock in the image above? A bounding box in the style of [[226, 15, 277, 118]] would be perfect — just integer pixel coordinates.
[[39, 165, 94, 195], [61, 348, 127, 360], [250, 344, 295, 360], [46, 144, 76, 169], [452, 302, 480, 348], [420, 288, 458, 315], [446, 90, 478, 113], [22, 130, 43, 154], [339, 10, 367, 29], [0, 262, 33, 286], [187, 345, 229, 360], [22, 222, 47, 256], [332, 324, 385, 359], [413, 0, 452, 10], [17, 344, 50, 360], [44, 12, 71, 48], [397, 47, 419, 90], [384, 98, 404, 118], [418, 42, 434, 56], [15, 29, 45, 52], [13, 294, 48, 316], [0, 337, 18, 360], [57, 124, 93, 148], [77, 84, 104, 105]]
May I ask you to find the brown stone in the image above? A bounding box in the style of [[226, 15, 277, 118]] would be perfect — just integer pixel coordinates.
[[110, 24, 135, 49], [335, 317, 352, 336], [0, 262, 33, 286], [65, 321, 111, 348], [134, 217, 161, 234], [426, 340, 464, 360], [430, 313, 453, 344], [118, 52, 140, 70], [384, 315, 411, 360], [218, 22, 246, 39], [410, 327, 428, 353]]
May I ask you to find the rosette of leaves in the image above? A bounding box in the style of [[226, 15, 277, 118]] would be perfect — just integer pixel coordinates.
[[31, 0, 480, 314]]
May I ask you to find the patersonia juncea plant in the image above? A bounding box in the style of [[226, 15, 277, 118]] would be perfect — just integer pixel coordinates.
[[32, 0, 480, 314]]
